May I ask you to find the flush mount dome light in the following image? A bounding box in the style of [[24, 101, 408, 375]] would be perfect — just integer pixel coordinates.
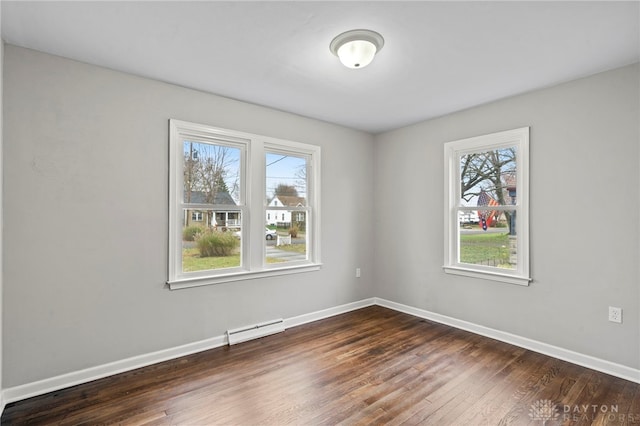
[[329, 29, 384, 69]]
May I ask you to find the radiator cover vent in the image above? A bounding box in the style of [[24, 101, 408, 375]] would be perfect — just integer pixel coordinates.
[[227, 318, 285, 345]]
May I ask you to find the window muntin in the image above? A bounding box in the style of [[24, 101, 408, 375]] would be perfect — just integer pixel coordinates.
[[444, 127, 530, 285], [169, 120, 321, 288]]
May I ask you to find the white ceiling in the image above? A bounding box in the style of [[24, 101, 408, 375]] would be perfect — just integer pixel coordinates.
[[2, 1, 639, 134]]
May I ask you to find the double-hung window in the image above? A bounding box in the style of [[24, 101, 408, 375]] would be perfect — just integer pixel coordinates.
[[168, 120, 321, 289], [443, 127, 530, 286]]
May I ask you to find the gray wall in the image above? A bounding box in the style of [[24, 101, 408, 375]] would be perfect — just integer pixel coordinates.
[[2, 46, 375, 387], [373, 63, 640, 369], [3, 44, 639, 389]]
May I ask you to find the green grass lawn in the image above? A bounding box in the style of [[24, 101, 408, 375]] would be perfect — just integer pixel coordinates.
[[274, 243, 306, 254], [460, 232, 512, 267], [182, 247, 240, 271], [182, 244, 307, 270]]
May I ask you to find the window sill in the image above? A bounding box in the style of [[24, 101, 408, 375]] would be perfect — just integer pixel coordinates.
[[168, 263, 322, 290], [443, 265, 531, 286]]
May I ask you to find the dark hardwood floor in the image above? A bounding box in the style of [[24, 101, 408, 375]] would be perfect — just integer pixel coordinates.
[[2, 306, 639, 425]]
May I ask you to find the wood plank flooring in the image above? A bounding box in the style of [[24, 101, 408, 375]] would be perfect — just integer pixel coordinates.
[[2, 306, 639, 425]]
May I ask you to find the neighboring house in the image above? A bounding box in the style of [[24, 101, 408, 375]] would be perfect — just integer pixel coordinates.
[[266, 195, 306, 228], [184, 191, 240, 229], [459, 211, 480, 224], [503, 171, 517, 204]]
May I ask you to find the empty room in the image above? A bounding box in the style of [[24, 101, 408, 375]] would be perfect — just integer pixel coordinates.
[[0, 1, 639, 425]]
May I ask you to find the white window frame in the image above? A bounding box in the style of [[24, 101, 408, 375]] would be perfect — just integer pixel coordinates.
[[168, 120, 321, 290], [443, 127, 531, 286]]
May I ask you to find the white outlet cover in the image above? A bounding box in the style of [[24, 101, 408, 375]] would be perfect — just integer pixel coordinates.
[[608, 306, 622, 323]]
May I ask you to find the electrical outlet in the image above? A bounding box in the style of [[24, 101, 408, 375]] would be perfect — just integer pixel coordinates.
[[608, 306, 622, 324], [356, 268, 361, 278]]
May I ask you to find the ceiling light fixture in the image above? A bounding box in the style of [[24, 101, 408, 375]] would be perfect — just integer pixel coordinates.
[[329, 29, 384, 69]]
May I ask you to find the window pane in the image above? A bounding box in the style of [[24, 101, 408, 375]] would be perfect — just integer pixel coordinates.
[[265, 152, 309, 265], [183, 140, 240, 205], [459, 148, 517, 207], [265, 217, 308, 264], [182, 209, 241, 272], [265, 153, 307, 206], [458, 209, 516, 269]]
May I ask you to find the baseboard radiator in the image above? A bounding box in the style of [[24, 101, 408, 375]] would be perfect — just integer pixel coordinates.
[[227, 318, 285, 345]]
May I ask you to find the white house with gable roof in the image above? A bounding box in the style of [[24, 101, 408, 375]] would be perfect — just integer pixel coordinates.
[[266, 195, 306, 228]]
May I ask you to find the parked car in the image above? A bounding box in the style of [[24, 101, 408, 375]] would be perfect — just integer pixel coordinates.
[[265, 227, 277, 240], [234, 228, 279, 240]]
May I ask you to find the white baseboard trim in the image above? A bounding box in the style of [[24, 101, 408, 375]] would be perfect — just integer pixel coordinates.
[[285, 298, 376, 329], [2, 334, 226, 405], [2, 296, 638, 408], [374, 297, 640, 384], [2, 298, 377, 405]]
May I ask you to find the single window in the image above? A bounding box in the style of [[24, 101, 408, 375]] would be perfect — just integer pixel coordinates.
[[168, 120, 321, 289], [443, 127, 530, 285]]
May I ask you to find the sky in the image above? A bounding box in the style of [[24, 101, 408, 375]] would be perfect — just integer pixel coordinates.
[[184, 140, 307, 203], [266, 153, 307, 199]]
